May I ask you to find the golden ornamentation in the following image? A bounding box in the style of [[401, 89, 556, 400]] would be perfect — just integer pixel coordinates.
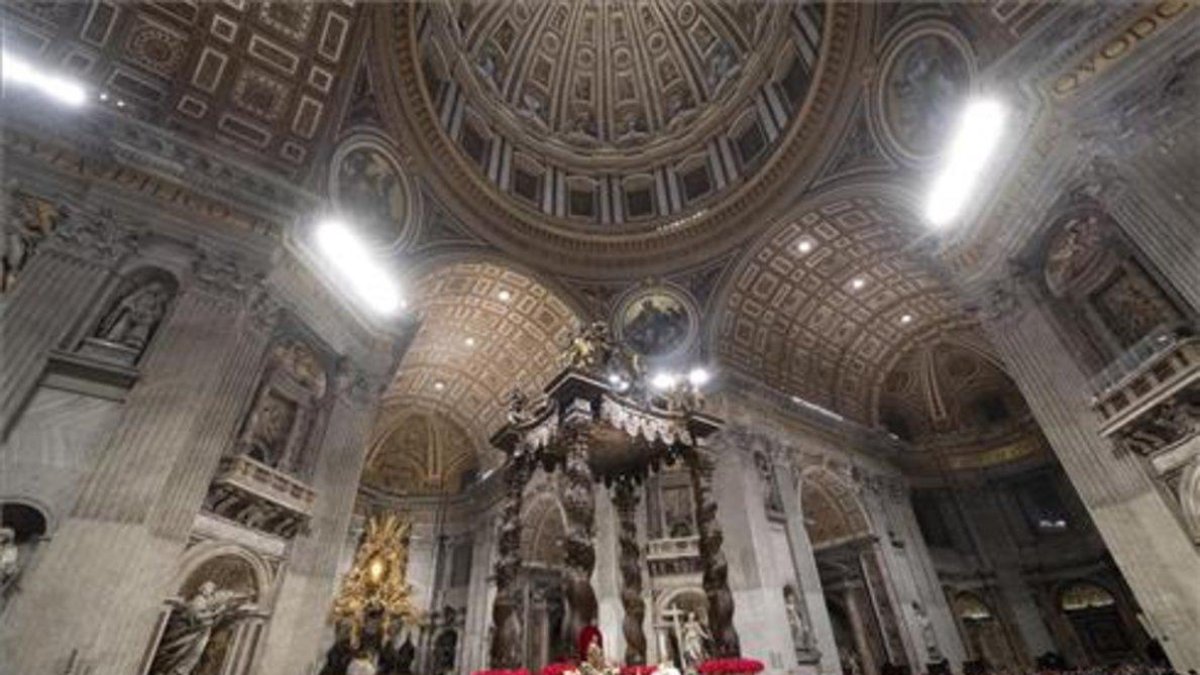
[[330, 513, 421, 646]]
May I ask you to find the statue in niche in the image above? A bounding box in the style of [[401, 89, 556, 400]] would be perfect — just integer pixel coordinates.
[[241, 392, 296, 468], [680, 612, 710, 669], [615, 110, 648, 145], [783, 585, 814, 653], [148, 581, 256, 675], [0, 527, 18, 593], [94, 280, 173, 353], [754, 453, 784, 513], [911, 601, 942, 661], [273, 340, 327, 397]]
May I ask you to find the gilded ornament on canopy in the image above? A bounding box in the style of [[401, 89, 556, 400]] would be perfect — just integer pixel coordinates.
[[330, 513, 422, 646]]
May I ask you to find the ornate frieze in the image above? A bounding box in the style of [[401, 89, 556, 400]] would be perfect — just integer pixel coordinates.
[[1093, 336, 1200, 457]]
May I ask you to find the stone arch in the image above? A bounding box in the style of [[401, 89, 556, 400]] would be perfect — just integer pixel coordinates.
[[797, 466, 872, 549], [709, 180, 964, 423], [520, 490, 568, 567]]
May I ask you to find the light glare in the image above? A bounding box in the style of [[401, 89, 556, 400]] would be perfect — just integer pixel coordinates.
[[651, 372, 677, 391], [687, 367, 711, 387], [2, 51, 88, 107], [315, 220, 402, 315], [926, 98, 1007, 228]]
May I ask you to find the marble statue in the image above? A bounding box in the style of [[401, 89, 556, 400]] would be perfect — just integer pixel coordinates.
[[680, 612, 710, 669], [241, 393, 294, 467], [149, 581, 254, 675], [783, 586, 813, 651], [912, 602, 942, 661], [95, 280, 172, 352], [0, 527, 18, 592]]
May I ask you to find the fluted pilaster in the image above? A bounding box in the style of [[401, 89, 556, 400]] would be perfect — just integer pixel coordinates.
[[981, 285, 1200, 667]]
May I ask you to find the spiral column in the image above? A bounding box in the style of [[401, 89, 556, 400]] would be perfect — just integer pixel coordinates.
[[562, 416, 598, 647], [489, 450, 534, 668], [689, 448, 741, 657], [613, 480, 646, 664]]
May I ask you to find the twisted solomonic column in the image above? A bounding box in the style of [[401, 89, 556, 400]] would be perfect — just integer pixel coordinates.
[[562, 420, 598, 646], [688, 449, 741, 657], [489, 450, 535, 668], [612, 480, 646, 664]]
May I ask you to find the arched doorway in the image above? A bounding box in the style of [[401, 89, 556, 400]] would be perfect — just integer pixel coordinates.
[[518, 488, 570, 672], [1058, 581, 1135, 665], [953, 592, 1017, 667]]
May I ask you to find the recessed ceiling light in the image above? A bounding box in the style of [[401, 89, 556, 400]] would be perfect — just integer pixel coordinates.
[[98, 92, 108, 101], [497, 290, 512, 302], [464, 337, 476, 347], [925, 97, 1007, 228], [797, 239, 814, 254], [433, 381, 446, 391], [116, 100, 126, 108], [900, 314, 913, 324], [850, 277, 866, 290]]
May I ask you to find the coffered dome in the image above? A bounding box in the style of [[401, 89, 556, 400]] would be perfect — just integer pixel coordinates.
[[371, 1, 863, 276]]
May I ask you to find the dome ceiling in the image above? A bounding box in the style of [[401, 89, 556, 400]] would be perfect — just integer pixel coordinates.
[[371, 1, 866, 276]]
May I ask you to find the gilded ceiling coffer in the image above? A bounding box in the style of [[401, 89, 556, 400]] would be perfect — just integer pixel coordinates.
[[487, 323, 737, 668]]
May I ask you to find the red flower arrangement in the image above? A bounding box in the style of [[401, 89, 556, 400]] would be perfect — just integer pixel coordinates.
[[618, 665, 659, 675], [541, 662, 580, 675], [697, 658, 765, 675], [474, 669, 531, 675]]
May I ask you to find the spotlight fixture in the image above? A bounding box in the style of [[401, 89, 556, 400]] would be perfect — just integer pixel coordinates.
[[315, 219, 403, 315], [464, 337, 477, 347], [687, 367, 711, 387], [925, 97, 1007, 228], [900, 314, 913, 325], [850, 277, 866, 291], [433, 381, 446, 392], [1, 50, 88, 107], [797, 239, 814, 254], [116, 100, 126, 108], [497, 290, 512, 302], [650, 372, 677, 391]]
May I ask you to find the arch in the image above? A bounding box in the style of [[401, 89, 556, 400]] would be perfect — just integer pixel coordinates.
[[520, 490, 568, 567], [709, 180, 964, 423], [375, 256, 583, 478], [0, 497, 55, 539], [1057, 581, 1117, 613], [172, 541, 275, 604], [798, 466, 872, 548]]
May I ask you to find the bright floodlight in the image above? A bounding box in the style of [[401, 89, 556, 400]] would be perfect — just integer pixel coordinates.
[[651, 372, 677, 391], [925, 98, 1007, 228], [2, 51, 88, 107], [687, 367, 711, 387], [315, 220, 402, 315]]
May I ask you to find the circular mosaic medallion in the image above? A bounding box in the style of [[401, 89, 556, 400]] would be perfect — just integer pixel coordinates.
[[878, 26, 973, 162], [330, 136, 422, 250], [614, 285, 698, 360]]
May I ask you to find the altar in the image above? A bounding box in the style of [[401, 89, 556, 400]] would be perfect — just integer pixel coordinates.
[[480, 324, 756, 675]]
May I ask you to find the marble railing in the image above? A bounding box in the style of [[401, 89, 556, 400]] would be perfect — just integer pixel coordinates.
[[204, 454, 317, 539], [1092, 336, 1200, 456], [646, 535, 702, 576]]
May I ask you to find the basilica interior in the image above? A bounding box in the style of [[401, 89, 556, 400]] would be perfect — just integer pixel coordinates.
[[0, 2, 1197, 675]]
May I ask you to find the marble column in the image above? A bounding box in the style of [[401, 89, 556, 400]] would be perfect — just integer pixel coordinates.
[[980, 283, 1200, 668], [0, 212, 134, 438], [0, 256, 270, 675], [489, 451, 534, 668], [253, 359, 385, 674], [774, 455, 840, 674], [689, 447, 740, 657], [613, 480, 647, 665]]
